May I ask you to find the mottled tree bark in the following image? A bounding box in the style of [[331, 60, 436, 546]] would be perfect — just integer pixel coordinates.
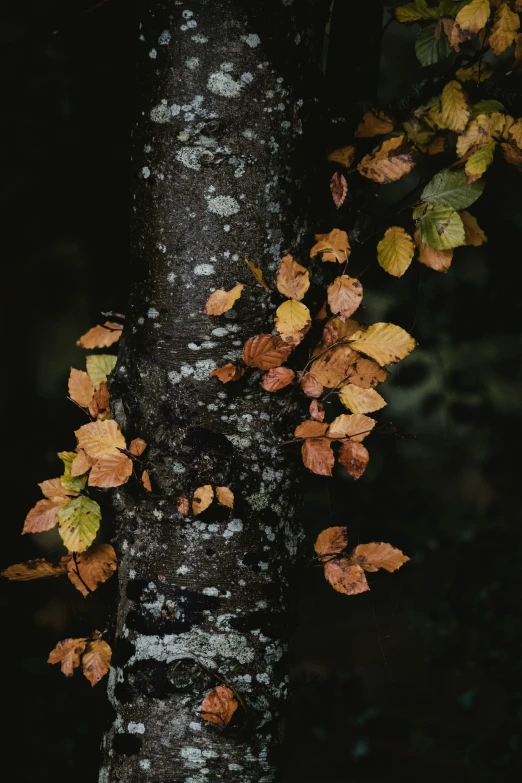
[[100, 2, 329, 781]]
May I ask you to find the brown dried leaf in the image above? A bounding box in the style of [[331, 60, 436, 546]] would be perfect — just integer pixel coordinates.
[[38, 477, 77, 499], [88, 381, 110, 420], [414, 230, 453, 273], [460, 211, 487, 245], [77, 323, 122, 349], [260, 367, 295, 392], [301, 438, 334, 476], [200, 685, 238, 726], [67, 543, 117, 596], [294, 421, 329, 439], [177, 496, 190, 515], [88, 452, 133, 488], [355, 109, 395, 138], [489, 2, 519, 55], [310, 228, 351, 263], [323, 559, 369, 595], [299, 373, 324, 398], [141, 470, 152, 492], [209, 363, 245, 383], [129, 438, 147, 456], [327, 413, 376, 442], [330, 172, 348, 209], [327, 145, 355, 166], [327, 276, 363, 321], [338, 441, 369, 479], [216, 486, 234, 509], [2, 556, 70, 581], [23, 497, 68, 534], [456, 112, 505, 157], [315, 301, 328, 320], [347, 357, 390, 389], [204, 283, 244, 315], [501, 141, 522, 171], [314, 526, 348, 560], [310, 344, 358, 388], [351, 541, 410, 573], [242, 334, 293, 370], [322, 317, 365, 347], [244, 256, 270, 291], [48, 637, 87, 677], [357, 135, 415, 184], [276, 255, 310, 301], [193, 485, 214, 515], [309, 400, 325, 422], [75, 419, 126, 459], [82, 637, 112, 686], [68, 368, 94, 408], [71, 449, 96, 477], [338, 384, 386, 414]]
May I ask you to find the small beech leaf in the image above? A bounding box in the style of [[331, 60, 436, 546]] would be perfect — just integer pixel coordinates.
[[276, 255, 310, 301], [38, 477, 77, 499], [129, 438, 147, 456], [216, 486, 234, 509], [244, 257, 270, 291], [67, 543, 117, 596], [330, 172, 348, 208], [200, 685, 238, 726], [309, 399, 325, 421], [300, 373, 324, 398], [57, 495, 102, 553], [327, 145, 355, 166], [349, 322, 415, 366], [377, 227, 414, 277], [338, 441, 369, 479], [294, 421, 329, 439], [348, 357, 389, 389], [88, 382, 111, 420], [177, 496, 190, 516], [324, 559, 369, 595], [68, 368, 94, 408], [77, 323, 122, 349], [48, 637, 87, 677], [275, 300, 311, 345], [242, 334, 293, 370], [75, 419, 126, 459], [88, 452, 133, 488], [310, 344, 358, 388], [310, 229, 351, 263], [82, 637, 112, 686], [301, 438, 334, 476], [2, 556, 70, 581], [204, 283, 244, 315], [421, 169, 484, 210], [23, 497, 68, 534], [338, 384, 386, 415], [71, 450, 96, 478], [193, 485, 214, 515], [352, 542, 410, 573], [260, 367, 295, 392], [454, 0, 491, 41], [464, 141, 496, 183], [414, 230, 453, 273], [86, 354, 117, 390], [456, 113, 505, 157], [327, 275, 363, 319], [460, 211, 487, 245], [357, 136, 415, 184], [141, 470, 152, 492], [59, 451, 88, 493], [441, 81, 470, 133], [210, 363, 245, 383], [327, 414, 376, 442], [314, 526, 348, 560], [355, 110, 394, 137], [414, 203, 465, 250]]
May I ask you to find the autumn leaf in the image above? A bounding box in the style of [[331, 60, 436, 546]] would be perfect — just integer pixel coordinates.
[[464, 141, 496, 183], [177, 496, 190, 515], [357, 135, 415, 184], [456, 112, 505, 157], [88, 381, 110, 420], [416, 22, 452, 67], [377, 227, 415, 278], [338, 441, 369, 479], [349, 322, 416, 366], [327, 275, 363, 320], [242, 334, 292, 370], [275, 300, 312, 345], [294, 421, 329, 439], [141, 470, 152, 491], [501, 141, 522, 171], [22, 497, 68, 534], [355, 109, 394, 137], [59, 451, 88, 494], [276, 255, 310, 300], [347, 357, 389, 389], [440, 81, 470, 132], [327, 413, 376, 441], [310, 344, 358, 388], [75, 419, 126, 459], [216, 486, 234, 509], [299, 373, 324, 398], [414, 203, 465, 250], [421, 169, 485, 210], [460, 210, 487, 245], [68, 368, 94, 408], [193, 485, 214, 515], [48, 638, 87, 677], [38, 477, 77, 500], [204, 283, 244, 315], [322, 317, 365, 345], [77, 322, 122, 349], [338, 384, 387, 414], [327, 145, 355, 166], [489, 2, 519, 54], [66, 543, 117, 596], [456, 62, 492, 82], [314, 526, 348, 560], [71, 449, 96, 478], [330, 172, 348, 208], [260, 367, 295, 391], [88, 452, 133, 488], [309, 228, 351, 263], [210, 363, 245, 383], [394, 0, 439, 23], [324, 559, 369, 595], [129, 438, 147, 456], [57, 495, 102, 553], [301, 438, 334, 476], [82, 637, 112, 686], [453, 0, 491, 43], [2, 556, 70, 581], [244, 256, 270, 291], [414, 230, 453, 272], [352, 542, 410, 573], [86, 354, 117, 390], [309, 400, 325, 422], [200, 685, 238, 726]]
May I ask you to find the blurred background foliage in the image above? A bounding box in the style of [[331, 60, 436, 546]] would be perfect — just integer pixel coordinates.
[[1, 1, 521, 781]]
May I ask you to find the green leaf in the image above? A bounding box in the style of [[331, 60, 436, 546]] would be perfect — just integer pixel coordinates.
[[57, 495, 102, 553], [415, 23, 452, 67], [86, 354, 117, 390], [58, 451, 88, 494], [471, 99, 504, 119], [420, 169, 485, 209], [413, 203, 466, 250], [465, 141, 496, 183]]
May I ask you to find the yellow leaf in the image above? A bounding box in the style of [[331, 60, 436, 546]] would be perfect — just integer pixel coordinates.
[[459, 211, 487, 245], [57, 495, 102, 553], [456, 112, 505, 156], [204, 283, 244, 315], [68, 368, 94, 408], [327, 145, 355, 167], [377, 227, 415, 277], [276, 255, 310, 300], [193, 485, 214, 515], [82, 637, 112, 686], [414, 230, 453, 273], [86, 354, 117, 390], [310, 228, 351, 263], [244, 257, 270, 291], [456, 62, 493, 82], [349, 322, 416, 366], [441, 81, 470, 132], [2, 556, 70, 581], [354, 110, 395, 138], [75, 419, 126, 459], [357, 135, 415, 184], [464, 141, 496, 183], [327, 414, 376, 442], [489, 2, 520, 54], [274, 300, 311, 345], [327, 275, 363, 320], [310, 344, 358, 388], [338, 384, 387, 414], [454, 0, 491, 41]]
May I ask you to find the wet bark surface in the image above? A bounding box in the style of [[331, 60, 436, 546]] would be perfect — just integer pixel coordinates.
[[100, 1, 329, 781]]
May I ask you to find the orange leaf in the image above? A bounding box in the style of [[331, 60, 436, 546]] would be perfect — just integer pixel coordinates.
[[309, 400, 325, 422], [301, 438, 334, 476], [299, 373, 324, 398], [414, 230, 453, 273], [177, 496, 190, 515], [38, 477, 77, 499], [260, 367, 295, 392], [209, 363, 245, 383], [314, 526, 348, 560], [200, 685, 238, 726], [330, 172, 348, 208], [2, 556, 70, 581], [141, 470, 152, 492], [193, 485, 214, 515], [276, 255, 310, 301], [338, 441, 369, 479], [82, 636, 112, 686], [310, 228, 351, 263], [75, 419, 126, 459], [88, 381, 110, 420], [310, 344, 358, 388], [351, 542, 410, 572], [327, 145, 355, 167], [327, 275, 363, 321], [204, 283, 244, 315], [129, 437, 147, 456], [242, 334, 292, 370], [324, 559, 369, 595], [23, 497, 68, 534], [216, 486, 234, 509], [67, 543, 117, 596], [346, 357, 389, 389], [357, 135, 415, 184], [71, 449, 96, 477], [294, 421, 329, 439], [355, 109, 395, 138], [68, 368, 94, 408], [48, 637, 87, 677], [77, 323, 122, 349], [88, 452, 133, 488]]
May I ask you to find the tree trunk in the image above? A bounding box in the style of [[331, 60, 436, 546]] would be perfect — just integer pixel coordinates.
[[100, 1, 329, 781]]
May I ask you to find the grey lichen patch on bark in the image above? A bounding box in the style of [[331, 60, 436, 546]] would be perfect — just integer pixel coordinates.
[[100, 1, 329, 781]]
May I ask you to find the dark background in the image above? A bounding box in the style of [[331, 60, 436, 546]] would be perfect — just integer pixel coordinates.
[[2, 2, 521, 781]]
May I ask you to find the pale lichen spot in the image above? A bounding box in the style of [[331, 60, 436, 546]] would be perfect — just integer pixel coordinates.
[[150, 101, 171, 123], [185, 56, 200, 70], [191, 33, 208, 43], [127, 721, 145, 734], [142, 166, 151, 179], [147, 307, 159, 319], [242, 33, 261, 47], [207, 195, 240, 217], [149, 48, 157, 59], [194, 264, 215, 275], [158, 29, 171, 44], [202, 586, 219, 597], [207, 70, 243, 98]]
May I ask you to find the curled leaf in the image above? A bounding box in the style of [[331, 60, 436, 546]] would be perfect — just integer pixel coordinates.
[[310, 229, 350, 263], [244, 256, 270, 291], [177, 496, 190, 515], [82, 637, 112, 686], [48, 638, 87, 677], [88, 381, 110, 420], [338, 441, 369, 479], [77, 322, 122, 349], [67, 543, 117, 596], [309, 400, 325, 422], [314, 526, 348, 560], [200, 685, 238, 726], [141, 470, 152, 492], [327, 145, 355, 166], [260, 367, 295, 392], [330, 172, 348, 209], [193, 485, 214, 515], [204, 283, 244, 315], [210, 363, 245, 383], [276, 255, 310, 301]]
